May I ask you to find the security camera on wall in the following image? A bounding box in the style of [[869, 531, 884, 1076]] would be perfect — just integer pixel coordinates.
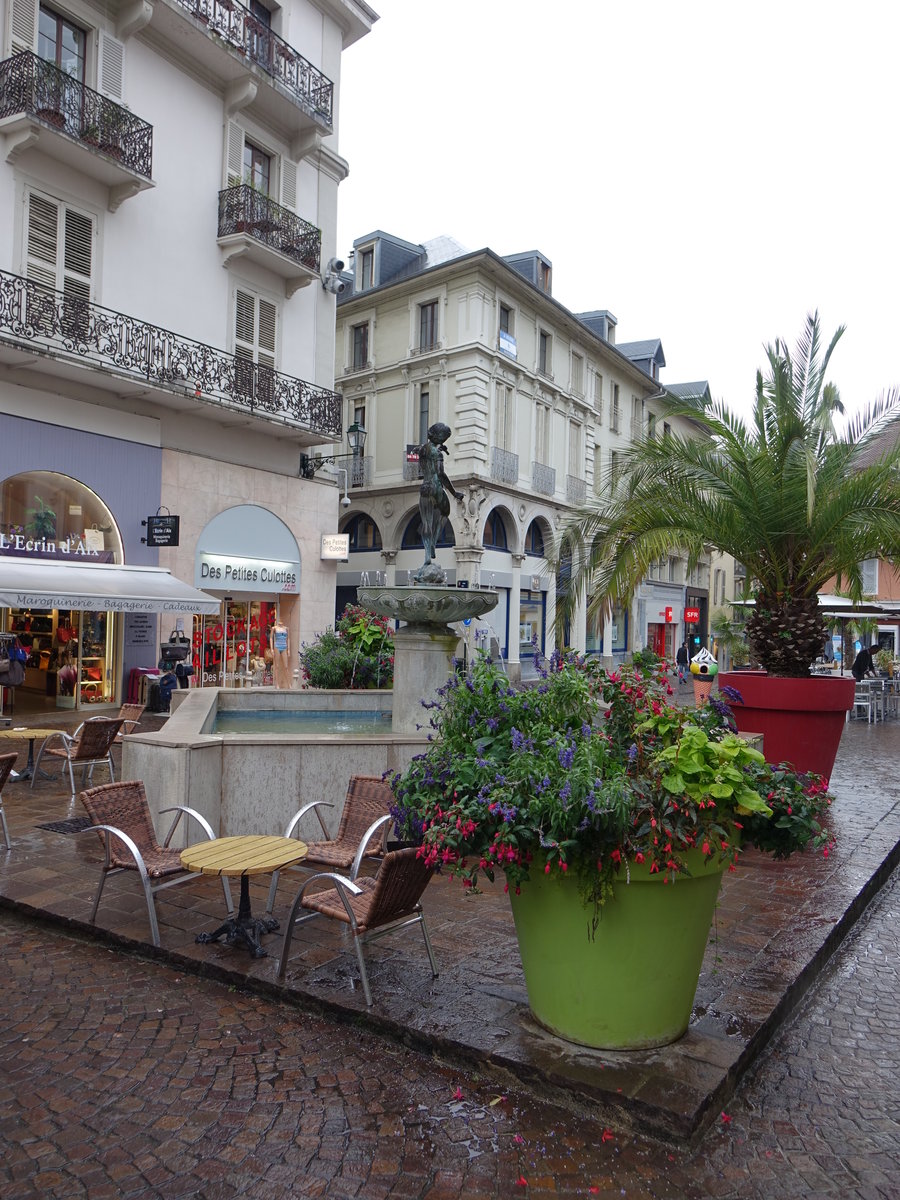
[[325, 258, 345, 274], [341, 494, 352, 509], [323, 275, 346, 295]]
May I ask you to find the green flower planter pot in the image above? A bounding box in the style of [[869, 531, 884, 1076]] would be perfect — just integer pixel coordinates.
[[508, 851, 726, 1049]]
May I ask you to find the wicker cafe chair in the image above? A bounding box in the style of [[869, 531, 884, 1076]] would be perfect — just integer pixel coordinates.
[[80, 780, 234, 947], [0, 751, 17, 849], [265, 774, 393, 915], [75, 703, 145, 745], [32, 717, 124, 797], [276, 847, 438, 1006]]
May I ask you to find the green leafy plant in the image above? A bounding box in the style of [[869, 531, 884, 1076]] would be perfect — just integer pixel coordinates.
[[389, 652, 833, 904], [27, 496, 56, 540], [874, 647, 894, 675], [299, 603, 393, 689], [559, 313, 900, 677]]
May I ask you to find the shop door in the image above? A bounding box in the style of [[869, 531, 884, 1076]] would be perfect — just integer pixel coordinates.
[[193, 600, 277, 686], [647, 623, 667, 657]]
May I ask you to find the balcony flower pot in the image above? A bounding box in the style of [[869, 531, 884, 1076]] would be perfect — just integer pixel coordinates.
[[389, 654, 834, 1049], [37, 107, 66, 129], [718, 671, 855, 778], [509, 847, 726, 1048]]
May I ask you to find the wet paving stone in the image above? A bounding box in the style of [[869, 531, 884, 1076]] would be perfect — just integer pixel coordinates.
[[2, 865, 897, 1200], [0, 705, 899, 1189]]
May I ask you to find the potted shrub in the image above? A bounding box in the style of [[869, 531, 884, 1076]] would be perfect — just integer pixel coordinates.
[[34, 58, 67, 128], [299, 603, 394, 689], [389, 652, 833, 1049], [874, 647, 894, 677], [559, 313, 900, 777], [27, 495, 56, 540]]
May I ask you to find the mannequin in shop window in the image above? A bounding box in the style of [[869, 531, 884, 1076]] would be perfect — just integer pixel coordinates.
[[272, 618, 292, 689]]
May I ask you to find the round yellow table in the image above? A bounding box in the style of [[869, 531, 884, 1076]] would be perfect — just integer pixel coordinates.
[[181, 834, 308, 958], [0, 727, 66, 782]]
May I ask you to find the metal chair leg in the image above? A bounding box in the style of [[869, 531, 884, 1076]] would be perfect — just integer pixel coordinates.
[[0, 800, 10, 850], [352, 935, 374, 1006]]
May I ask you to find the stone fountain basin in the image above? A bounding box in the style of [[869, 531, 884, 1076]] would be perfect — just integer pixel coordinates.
[[356, 585, 498, 632]]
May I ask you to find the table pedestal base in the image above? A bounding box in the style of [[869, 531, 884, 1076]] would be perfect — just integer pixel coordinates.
[[195, 875, 278, 958]]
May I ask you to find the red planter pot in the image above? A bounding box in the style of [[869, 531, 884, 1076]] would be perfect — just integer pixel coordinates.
[[718, 671, 855, 779]]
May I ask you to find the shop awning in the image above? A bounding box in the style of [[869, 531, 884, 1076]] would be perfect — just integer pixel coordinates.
[[0, 559, 221, 615]]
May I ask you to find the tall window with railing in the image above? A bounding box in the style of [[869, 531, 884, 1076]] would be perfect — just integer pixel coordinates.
[[419, 300, 438, 351]]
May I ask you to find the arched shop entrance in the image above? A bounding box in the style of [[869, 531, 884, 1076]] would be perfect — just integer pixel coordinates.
[[0, 470, 217, 710], [194, 505, 302, 686], [1, 471, 123, 707]]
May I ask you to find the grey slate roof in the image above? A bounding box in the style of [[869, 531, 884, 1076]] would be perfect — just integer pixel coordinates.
[[667, 381, 711, 402], [618, 339, 666, 367]]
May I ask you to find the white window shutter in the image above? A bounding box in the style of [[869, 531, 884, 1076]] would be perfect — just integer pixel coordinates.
[[63, 209, 93, 300], [279, 158, 297, 211], [97, 31, 125, 101], [234, 288, 256, 358], [26, 192, 59, 289], [258, 298, 277, 367], [8, 0, 37, 54], [861, 558, 878, 595], [225, 121, 244, 187]]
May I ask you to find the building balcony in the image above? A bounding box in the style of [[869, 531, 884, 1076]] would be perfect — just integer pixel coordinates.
[[349, 456, 373, 488], [531, 461, 556, 496], [153, 0, 334, 133], [490, 446, 519, 486], [566, 475, 587, 505], [0, 268, 341, 442], [217, 185, 320, 296], [0, 53, 153, 210], [343, 359, 372, 376]]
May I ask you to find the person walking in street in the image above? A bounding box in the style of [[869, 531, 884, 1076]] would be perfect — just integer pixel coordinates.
[[676, 641, 688, 684]]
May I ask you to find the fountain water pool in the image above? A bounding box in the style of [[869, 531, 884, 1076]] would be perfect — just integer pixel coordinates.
[[125, 585, 499, 844]]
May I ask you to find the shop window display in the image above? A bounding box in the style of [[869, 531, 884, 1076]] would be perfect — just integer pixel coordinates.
[[194, 600, 277, 687], [2, 471, 123, 708]]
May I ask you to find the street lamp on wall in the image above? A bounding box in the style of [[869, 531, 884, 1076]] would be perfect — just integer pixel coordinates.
[[299, 422, 367, 480]]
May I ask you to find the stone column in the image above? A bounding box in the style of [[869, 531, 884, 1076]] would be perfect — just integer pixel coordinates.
[[391, 626, 460, 735], [454, 546, 485, 587], [507, 552, 525, 680], [380, 549, 397, 586]]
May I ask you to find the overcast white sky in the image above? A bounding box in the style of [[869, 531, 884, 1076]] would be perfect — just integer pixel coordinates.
[[334, 0, 898, 422]]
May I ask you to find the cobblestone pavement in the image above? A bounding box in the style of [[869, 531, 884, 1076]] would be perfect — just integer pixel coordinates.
[[1, 865, 897, 1200]]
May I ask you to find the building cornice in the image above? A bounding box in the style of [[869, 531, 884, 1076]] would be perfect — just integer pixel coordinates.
[[338, 247, 660, 395]]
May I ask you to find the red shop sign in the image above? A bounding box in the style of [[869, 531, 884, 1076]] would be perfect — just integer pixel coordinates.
[[684, 607, 701, 624]]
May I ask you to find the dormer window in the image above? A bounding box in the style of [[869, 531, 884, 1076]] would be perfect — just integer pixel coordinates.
[[359, 246, 374, 290], [539, 260, 551, 293]]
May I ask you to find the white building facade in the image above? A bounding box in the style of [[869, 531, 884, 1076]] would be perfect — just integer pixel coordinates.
[[327, 233, 713, 677], [0, 0, 376, 710]]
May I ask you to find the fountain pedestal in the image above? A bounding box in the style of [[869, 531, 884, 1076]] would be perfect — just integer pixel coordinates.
[[356, 586, 499, 735]]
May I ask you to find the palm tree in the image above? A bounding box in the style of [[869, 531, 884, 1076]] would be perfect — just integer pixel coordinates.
[[561, 313, 900, 677]]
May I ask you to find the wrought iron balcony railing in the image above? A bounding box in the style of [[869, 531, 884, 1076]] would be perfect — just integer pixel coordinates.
[[566, 474, 587, 505], [0, 52, 153, 178], [531, 461, 556, 496], [349, 455, 372, 488], [175, 0, 333, 126], [0, 269, 341, 437], [218, 185, 321, 273], [490, 446, 519, 485]]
